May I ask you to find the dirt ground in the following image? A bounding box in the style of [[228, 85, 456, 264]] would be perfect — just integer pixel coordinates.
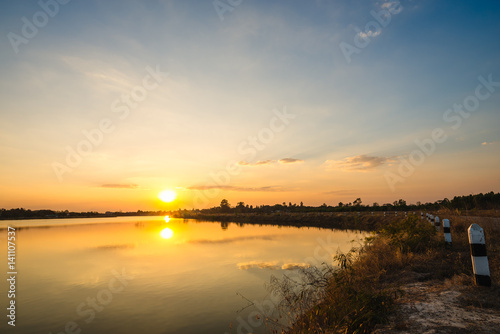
[[373, 278, 500, 334]]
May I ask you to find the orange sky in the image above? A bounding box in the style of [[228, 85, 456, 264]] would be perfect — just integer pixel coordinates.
[[1, 1, 499, 211]]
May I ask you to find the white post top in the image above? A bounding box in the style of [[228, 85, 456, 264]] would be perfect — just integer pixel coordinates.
[[435, 216, 440, 222], [468, 224, 485, 244], [443, 219, 450, 225]]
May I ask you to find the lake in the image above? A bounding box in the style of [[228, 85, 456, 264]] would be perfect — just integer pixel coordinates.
[[0, 216, 366, 334]]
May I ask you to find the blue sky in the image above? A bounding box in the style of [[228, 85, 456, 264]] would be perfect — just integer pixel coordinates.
[[1, 0, 499, 210]]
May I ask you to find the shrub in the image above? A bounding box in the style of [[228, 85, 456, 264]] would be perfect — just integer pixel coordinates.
[[378, 215, 437, 253]]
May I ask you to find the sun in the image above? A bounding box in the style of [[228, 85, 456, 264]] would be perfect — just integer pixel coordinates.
[[158, 189, 177, 203]]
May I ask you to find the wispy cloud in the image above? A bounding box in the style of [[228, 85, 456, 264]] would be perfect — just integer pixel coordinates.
[[381, 1, 400, 9], [238, 160, 276, 166], [187, 185, 284, 192], [323, 189, 357, 196], [238, 158, 304, 167], [279, 158, 304, 164], [100, 183, 139, 189], [481, 141, 495, 146], [358, 30, 381, 39], [92, 244, 135, 250], [324, 154, 395, 172]]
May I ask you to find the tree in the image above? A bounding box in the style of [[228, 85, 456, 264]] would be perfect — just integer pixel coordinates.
[[236, 202, 245, 213], [353, 198, 362, 206], [220, 199, 230, 213]]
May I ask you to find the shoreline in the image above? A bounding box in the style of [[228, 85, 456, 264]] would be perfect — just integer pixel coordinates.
[[175, 212, 399, 231], [265, 213, 500, 333]]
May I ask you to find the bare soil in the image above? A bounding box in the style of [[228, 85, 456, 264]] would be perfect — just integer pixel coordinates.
[[373, 278, 500, 334]]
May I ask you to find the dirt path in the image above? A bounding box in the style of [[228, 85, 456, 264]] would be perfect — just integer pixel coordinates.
[[373, 279, 500, 333]]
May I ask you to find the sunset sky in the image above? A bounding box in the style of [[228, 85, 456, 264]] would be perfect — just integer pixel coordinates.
[[1, 0, 499, 211]]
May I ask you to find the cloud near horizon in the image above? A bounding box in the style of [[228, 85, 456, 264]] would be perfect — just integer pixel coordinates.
[[324, 155, 395, 172], [238, 158, 304, 167], [323, 189, 357, 196], [279, 158, 304, 164], [100, 183, 139, 189], [187, 185, 285, 192]]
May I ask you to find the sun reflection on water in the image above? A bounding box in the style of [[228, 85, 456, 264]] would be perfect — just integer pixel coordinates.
[[164, 215, 170, 223], [160, 227, 174, 239]]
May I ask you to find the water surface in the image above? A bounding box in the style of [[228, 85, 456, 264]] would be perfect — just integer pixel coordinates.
[[0, 217, 365, 333]]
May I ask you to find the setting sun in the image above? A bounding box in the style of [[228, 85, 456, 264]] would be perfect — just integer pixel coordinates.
[[158, 190, 177, 203]]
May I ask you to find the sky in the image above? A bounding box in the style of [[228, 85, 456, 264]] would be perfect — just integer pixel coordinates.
[[0, 0, 499, 211]]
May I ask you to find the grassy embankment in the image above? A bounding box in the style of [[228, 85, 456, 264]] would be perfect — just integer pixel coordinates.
[[267, 212, 500, 333]]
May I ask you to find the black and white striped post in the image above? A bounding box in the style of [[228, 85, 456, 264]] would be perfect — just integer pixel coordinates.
[[468, 224, 491, 287], [434, 216, 440, 231], [443, 219, 452, 246]]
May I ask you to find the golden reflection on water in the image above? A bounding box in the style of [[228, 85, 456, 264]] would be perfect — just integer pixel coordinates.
[[160, 227, 174, 239], [0, 216, 368, 334], [164, 215, 170, 223]]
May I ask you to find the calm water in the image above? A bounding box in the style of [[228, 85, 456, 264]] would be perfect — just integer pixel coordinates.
[[0, 217, 365, 334]]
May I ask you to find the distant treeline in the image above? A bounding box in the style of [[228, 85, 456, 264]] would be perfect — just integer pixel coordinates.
[[1, 191, 499, 220], [177, 191, 500, 215], [0, 208, 167, 220]]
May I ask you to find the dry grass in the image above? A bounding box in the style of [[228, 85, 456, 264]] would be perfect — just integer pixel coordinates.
[[273, 213, 500, 334]]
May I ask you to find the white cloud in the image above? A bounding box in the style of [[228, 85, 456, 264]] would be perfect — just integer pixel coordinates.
[[324, 154, 396, 172], [357, 30, 381, 39]]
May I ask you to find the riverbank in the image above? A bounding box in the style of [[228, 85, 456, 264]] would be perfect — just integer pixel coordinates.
[[274, 213, 500, 333], [174, 211, 400, 231]]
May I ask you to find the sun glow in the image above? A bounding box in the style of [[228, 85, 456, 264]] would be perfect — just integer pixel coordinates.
[[160, 227, 174, 239], [164, 215, 170, 223], [158, 190, 177, 203]]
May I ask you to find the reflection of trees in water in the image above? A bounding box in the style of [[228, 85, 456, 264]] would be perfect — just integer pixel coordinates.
[[135, 222, 146, 229], [221, 222, 229, 230]]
